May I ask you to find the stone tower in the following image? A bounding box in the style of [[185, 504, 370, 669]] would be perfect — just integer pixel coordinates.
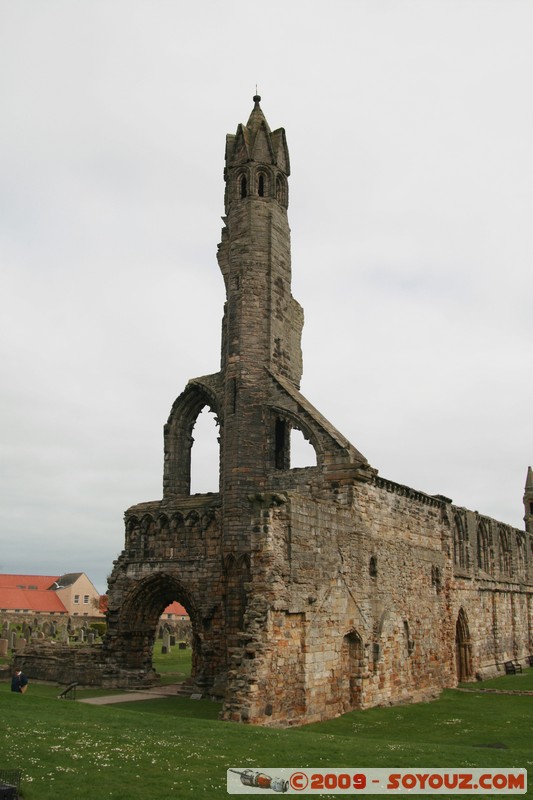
[[524, 466, 533, 534], [100, 97, 533, 727]]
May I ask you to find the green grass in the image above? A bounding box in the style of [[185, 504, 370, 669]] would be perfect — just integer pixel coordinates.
[[460, 670, 533, 691], [0, 673, 531, 800], [152, 641, 192, 684]]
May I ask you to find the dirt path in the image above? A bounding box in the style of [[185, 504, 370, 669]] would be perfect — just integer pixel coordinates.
[[78, 683, 185, 705]]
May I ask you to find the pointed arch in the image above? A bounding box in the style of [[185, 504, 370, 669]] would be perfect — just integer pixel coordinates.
[[516, 533, 525, 578], [341, 628, 364, 711], [275, 173, 288, 207], [453, 512, 468, 571], [477, 518, 493, 574], [256, 169, 271, 198], [455, 608, 472, 681], [164, 379, 222, 500], [498, 525, 512, 577], [114, 572, 202, 676]]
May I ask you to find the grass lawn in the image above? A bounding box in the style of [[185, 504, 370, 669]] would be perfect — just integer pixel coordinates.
[[152, 641, 192, 684], [0, 663, 530, 799], [459, 670, 533, 692]]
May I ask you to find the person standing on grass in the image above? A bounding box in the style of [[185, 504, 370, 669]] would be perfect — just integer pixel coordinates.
[[11, 669, 28, 693]]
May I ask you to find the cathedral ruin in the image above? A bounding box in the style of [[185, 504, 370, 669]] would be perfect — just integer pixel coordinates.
[[102, 97, 533, 726]]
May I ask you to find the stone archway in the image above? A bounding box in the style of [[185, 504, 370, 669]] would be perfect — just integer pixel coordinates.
[[106, 572, 206, 684], [341, 629, 364, 711], [455, 607, 472, 681]]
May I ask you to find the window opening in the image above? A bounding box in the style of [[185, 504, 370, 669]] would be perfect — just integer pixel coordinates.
[[290, 427, 317, 468], [275, 418, 288, 470], [240, 174, 247, 198], [258, 173, 265, 197], [190, 407, 220, 494]]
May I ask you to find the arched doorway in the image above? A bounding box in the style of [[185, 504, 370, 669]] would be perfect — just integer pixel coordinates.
[[107, 572, 223, 690], [455, 608, 472, 681], [341, 630, 364, 711]]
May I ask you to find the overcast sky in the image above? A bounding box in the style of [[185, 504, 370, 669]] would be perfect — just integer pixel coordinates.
[[1, 1, 531, 593]]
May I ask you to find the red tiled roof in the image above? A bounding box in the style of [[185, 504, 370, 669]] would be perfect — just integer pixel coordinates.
[[0, 587, 67, 613], [0, 574, 60, 590], [163, 601, 188, 617]]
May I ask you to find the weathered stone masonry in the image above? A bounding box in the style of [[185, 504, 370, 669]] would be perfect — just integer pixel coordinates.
[[96, 97, 532, 726]]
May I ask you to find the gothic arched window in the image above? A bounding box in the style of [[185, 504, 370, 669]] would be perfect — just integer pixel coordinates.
[[276, 174, 287, 207], [516, 533, 525, 578], [498, 526, 512, 577], [239, 174, 247, 199], [477, 519, 493, 574], [453, 512, 468, 571]]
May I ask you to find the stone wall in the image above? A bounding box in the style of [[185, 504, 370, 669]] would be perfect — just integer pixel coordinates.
[[217, 474, 532, 726]]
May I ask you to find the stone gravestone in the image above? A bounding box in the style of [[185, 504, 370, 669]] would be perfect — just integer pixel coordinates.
[[79, 628, 85, 643], [162, 629, 171, 653], [0, 639, 8, 658], [9, 631, 16, 651], [87, 632, 95, 645], [170, 635, 176, 647]]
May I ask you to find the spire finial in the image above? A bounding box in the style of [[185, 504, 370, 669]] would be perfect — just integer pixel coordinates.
[[253, 88, 261, 107]]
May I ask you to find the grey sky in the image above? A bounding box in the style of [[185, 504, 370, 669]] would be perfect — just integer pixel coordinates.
[[1, 1, 531, 593]]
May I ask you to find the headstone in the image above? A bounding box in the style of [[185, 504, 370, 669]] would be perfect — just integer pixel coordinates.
[[179, 642, 186, 650], [0, 639, 8, 658], [161, 645, 168, 655], [79, 628, 85, 643], [9, 631, 16, 650], [88, 632, 95, 645], [162, 629, 171, 652], [170, 635, 176, 647]]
